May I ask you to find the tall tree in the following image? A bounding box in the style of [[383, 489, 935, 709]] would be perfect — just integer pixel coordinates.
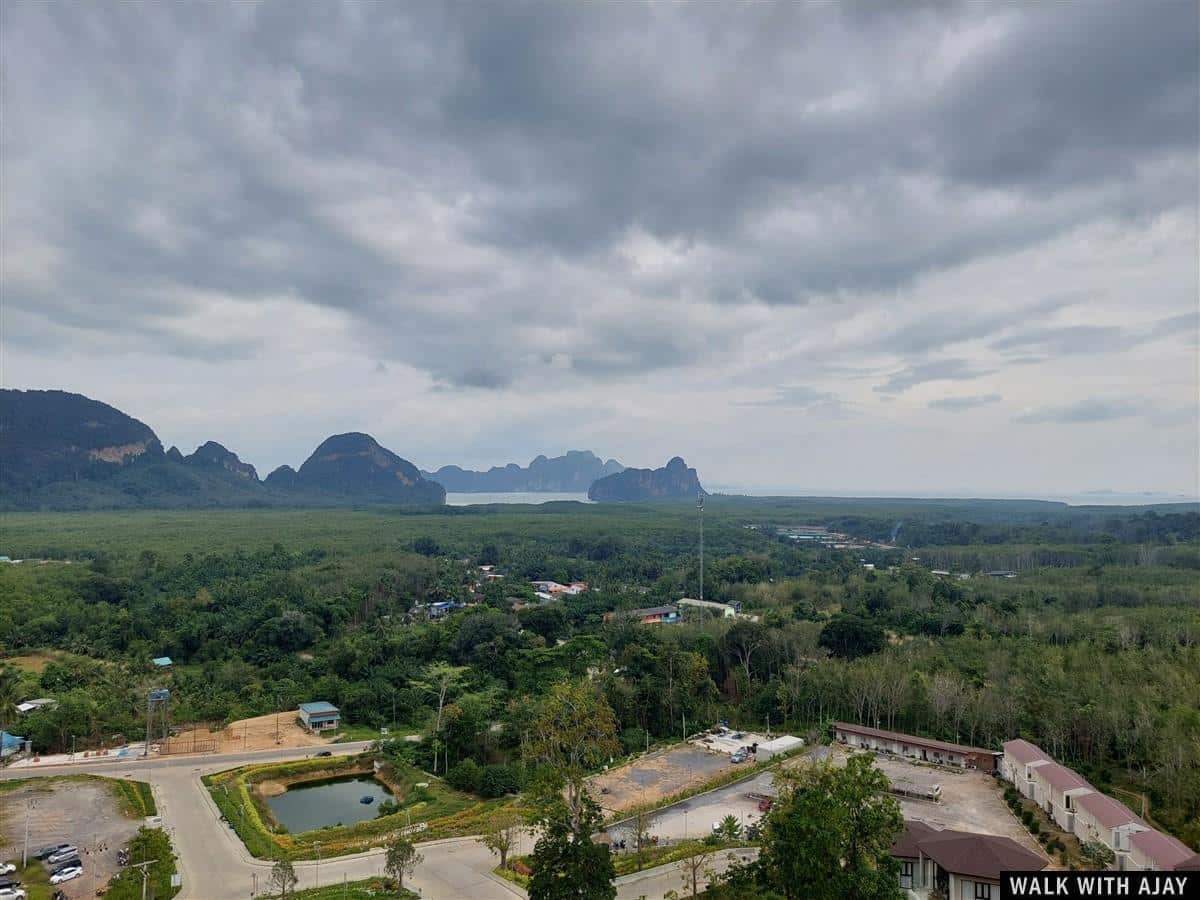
[[481, 811, 523, 871], [524, 679, 620, 829], [757, 754, 902, 900], [528, 795, 615, 900]]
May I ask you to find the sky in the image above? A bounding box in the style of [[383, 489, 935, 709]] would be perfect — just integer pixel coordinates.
[[3, 2, 1198, 498]]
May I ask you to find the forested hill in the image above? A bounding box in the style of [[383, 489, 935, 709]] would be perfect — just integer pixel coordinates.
[[588, 456, 705, 501], [422, 450, 624, 492], [0, 389, 443, 510]]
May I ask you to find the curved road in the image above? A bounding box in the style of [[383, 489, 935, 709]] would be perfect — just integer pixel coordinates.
[[2, 745, 743, 899]]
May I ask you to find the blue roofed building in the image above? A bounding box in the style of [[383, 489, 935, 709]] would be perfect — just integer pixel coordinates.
[[298, 701, 341, 733], [1, 731, 26, 757], [152, 656, 173, 667]]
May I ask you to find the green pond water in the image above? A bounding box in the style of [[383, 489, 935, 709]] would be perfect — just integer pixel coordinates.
[[266, 774, 393, 832]]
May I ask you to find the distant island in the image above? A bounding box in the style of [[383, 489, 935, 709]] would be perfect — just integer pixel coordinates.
[[422, 451, 624, 493], [588, 457, 705, 501]]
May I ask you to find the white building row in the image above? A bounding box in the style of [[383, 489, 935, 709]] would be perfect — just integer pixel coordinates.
[[1001, 739, 1197, 872]]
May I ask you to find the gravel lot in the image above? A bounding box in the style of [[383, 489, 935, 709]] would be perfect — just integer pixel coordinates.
[[588, 745, 734, 813], [0, 777, 145, 898], [829, 746, 1047, 857]]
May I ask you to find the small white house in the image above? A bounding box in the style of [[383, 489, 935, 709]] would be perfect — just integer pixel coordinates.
[[298, 701, 341, 733], [1073, 791, 1145, 868], [678, 597, 736, 618], [1031, 762, 1093, 832]]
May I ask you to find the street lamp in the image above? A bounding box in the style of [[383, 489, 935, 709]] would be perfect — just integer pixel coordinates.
[[313, 841, 322, 888]]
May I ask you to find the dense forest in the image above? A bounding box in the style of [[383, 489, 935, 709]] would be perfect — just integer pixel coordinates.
[[1, 498, 1197, 847]]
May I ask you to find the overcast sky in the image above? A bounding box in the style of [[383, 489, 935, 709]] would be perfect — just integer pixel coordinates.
[[3, 2, 1197, 497]]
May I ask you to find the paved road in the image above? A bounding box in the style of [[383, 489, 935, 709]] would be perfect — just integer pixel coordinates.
[[2, 744, 765, 899]]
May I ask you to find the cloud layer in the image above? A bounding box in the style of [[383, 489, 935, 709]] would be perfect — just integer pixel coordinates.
[[3, 2, 1197, 495]]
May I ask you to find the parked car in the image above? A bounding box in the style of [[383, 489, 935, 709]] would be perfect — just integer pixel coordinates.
[[0, 864, 13, 875], [49, 867, 82, 886], [0, 887, 27, 900], [0, 879, 20, 891], [730, 750, 747, 763], [50, 860, 81, 876], [46, 848, 78, 865], [757, 798, 773, 812], [315, 750, 332, 757], [33, 845, 71, 861]]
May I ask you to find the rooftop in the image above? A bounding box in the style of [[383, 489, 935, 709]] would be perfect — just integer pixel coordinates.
[[298, 701, 339, 716], [917, 829, 1048, 880], [629, 605, 679, 617], [891, 820, 939, 858], [1035, 761, 1092, 793], [1075, 791, 1139, 828], [834, 722, 997, 757], [1003, 738, 1050, 765], [1130, 829, 1195, 869]]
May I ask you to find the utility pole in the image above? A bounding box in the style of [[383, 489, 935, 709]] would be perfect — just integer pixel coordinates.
[[22, 798, 36, 866], [275, 695, 281, 745], [129, 858, 158, 900], [697, 493, 705, 602], [313, 841, 322, 889]]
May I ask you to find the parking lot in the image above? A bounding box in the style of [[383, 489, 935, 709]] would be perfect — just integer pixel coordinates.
[[0, 777, 144, 897], [828, 745, 1045, 856]]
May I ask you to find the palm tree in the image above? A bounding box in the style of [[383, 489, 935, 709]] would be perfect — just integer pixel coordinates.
[[0, 668, 21, 735]]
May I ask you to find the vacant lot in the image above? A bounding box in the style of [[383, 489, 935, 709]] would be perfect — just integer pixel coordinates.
[[828, 746, 1047, 858], [0, 776, 145, 898], [588, 745, 733, 813], [163, 711, 330, 755]]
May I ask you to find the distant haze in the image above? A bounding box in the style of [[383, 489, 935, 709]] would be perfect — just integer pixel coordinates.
[[3, 4, 1197, 496]]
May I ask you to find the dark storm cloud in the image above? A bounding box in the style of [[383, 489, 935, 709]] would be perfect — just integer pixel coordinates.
[[928, 394, 1002, 412], [2, 1, 1196, 388]]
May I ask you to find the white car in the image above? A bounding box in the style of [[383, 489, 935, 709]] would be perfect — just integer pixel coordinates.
[[0, 863, 14, 874], [45, 848, 77, 865], [0, 888, 26, 900], [49, 866, 82, 885]]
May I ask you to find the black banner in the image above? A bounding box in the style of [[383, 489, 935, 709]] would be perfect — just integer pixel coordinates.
[[1002, 872, 1197, 899]]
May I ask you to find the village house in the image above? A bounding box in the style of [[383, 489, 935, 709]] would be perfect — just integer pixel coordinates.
[[833, 722, 1000, 771], [678, 597, 737, 618], [602, 605, 680, 625], [1031, 761, 1094, 832], [1073, 791, 1146, 868], [297, 701, 341, 733], [1001, 738, 1052, 801], [890, 820, 1047, 899], [1127, 828, 1196, 872]]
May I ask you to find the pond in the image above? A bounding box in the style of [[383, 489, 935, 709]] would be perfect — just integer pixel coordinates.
[[265, 774, 394, 833]]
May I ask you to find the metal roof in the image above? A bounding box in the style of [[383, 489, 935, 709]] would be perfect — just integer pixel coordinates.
[[834, 722, 997, 757], [1075, 791, 1139, 829], [916, 829, 1048, 880], [298, 701, 339, 715], [1002, 738, 1050, 765], [1130, 829, 1195, 869]]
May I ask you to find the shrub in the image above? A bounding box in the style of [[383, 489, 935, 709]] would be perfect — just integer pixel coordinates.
[[1030, 820, 1041, 835], [480, 764, 520, 798], [446, 760, 482, 793]]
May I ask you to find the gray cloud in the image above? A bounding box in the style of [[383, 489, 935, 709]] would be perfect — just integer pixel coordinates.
[[1, 2, 1197, 496], [1015, 397, 1144, 425], [928, 394, 1003, 411], [875, 359, 995, 395], [2, 2, 1196, 389]]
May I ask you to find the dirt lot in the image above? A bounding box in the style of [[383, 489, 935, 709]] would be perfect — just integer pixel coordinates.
[[588, 745, 733, 813], [828, 746, 1047, 859], [164, 712, 330, 754], [0, 777, 143, 898]]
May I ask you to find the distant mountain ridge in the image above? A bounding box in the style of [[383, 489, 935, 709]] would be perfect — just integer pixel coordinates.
[[422, 450, 624, 492], [0, 389, 444, 510], [588, 456, 705, 501]]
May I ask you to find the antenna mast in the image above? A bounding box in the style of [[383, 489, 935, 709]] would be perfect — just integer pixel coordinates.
[[697, 492, 704, 602]]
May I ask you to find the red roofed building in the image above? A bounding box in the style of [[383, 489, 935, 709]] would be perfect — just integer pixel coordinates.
[[889, 821, 1047, 898], [1128, 828, 1196, 872], [833, 722, 1000, 771], [1032, 761, 1094, 831], [1001, 739, 1052, 801], [1074, 792, 1147, 868]]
